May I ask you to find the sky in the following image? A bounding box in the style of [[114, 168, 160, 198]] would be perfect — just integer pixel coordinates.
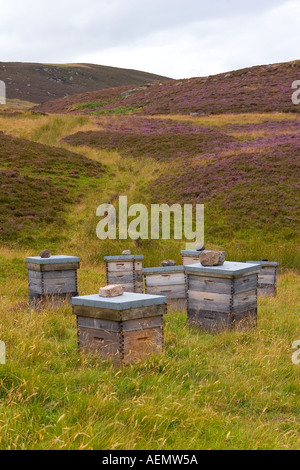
[[0, 0, 300, 79]]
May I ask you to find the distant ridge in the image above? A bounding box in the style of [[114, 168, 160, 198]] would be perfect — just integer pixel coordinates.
[[0, 62, 171, 104], [35, 60, 300, 115]]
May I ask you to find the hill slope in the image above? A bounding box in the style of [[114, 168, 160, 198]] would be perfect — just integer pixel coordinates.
[[36, 60, 300, 115], [0, 62, 171, 104], [0, 130, 105, 245]]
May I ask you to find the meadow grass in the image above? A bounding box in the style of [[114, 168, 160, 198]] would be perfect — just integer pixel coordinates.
[[0, 111, 299, 449], [0, 258, 299, 449]]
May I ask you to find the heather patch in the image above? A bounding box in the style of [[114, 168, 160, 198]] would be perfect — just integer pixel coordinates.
[[0, 131, 104, 178], [37, 60, 300, 116], [150, 144, 300, 236], [63, 117, 235, 161], [0, 132, 105, 244]]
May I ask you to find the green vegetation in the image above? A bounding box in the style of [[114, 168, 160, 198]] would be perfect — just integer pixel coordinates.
[[75, 101, 108, 110], [0, 109, 299, 449], [90, 105, 143, 115], [0, 258, 299, 449]]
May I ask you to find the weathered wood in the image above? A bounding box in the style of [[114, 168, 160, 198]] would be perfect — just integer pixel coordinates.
[[122, 327, 163, 364], [134, 261, 143, 272], [246, 261, 278, 297], [145, 272, 186, 287], [26, 262, 79, 272], [134, 282, 144, 294], [72, 303, 166, 322], [258, 284, 276, 297], [259, 273, 276, 285], [27, 256, 79, 308], [188, 275, 232, 294], [107, 261, 133, 273], [182, 256, 200, 266], [107, 273, 134, 284], [77, 316, 120, 332], [188, 290, 231, 313], [123, 316, 162, 332], [146, 284, 186, 299], [78, 326, 121, 360], [232, 290, 257, 309], [74, 292, 165, 364], [233, 275, 258, 294], [106, 257, 144, 293], [186, 262, 259, 332]]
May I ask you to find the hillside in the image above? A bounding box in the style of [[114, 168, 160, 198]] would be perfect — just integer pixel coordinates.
[[0, 62, 171, 104], [0, 63, 300, 450], [36, 60, 300, 115], [0, 128, 105, 245]]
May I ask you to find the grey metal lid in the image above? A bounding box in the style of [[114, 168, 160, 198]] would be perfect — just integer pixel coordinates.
[[185, 261, 261, 276], [181, 250, 200, 256], [246, 261, 279, 267], [104, 255, 144, 261], [72, 292, 167, 310], [143, 266, 185, 274], [26, 255, 80, 264]]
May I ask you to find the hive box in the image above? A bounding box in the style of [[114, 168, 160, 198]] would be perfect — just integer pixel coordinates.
[[181, 250, 200, 266], [104, 255, 144, 293], [185, 262, 261, 333], [72, 292, 167, 364], [246, 261, 279, 297], [143, 266, 186, 310], [26, 255, 80, 307]]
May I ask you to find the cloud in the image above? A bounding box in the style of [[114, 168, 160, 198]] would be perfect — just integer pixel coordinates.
[[0, 0, 299, 78]]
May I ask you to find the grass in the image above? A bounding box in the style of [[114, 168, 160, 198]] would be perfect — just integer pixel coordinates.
[[90, 106, 144, 115], [0, 109, 299, 449], [0, 258, 299, 449]]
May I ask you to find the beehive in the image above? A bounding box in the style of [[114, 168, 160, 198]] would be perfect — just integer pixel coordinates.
[[185, 262, 261, 333], [181, 250, 200, 266], [246, 261, 279, 297], [104, 255, 144, 293], [72, 292, 167, 364], [143, 266, 186, 310], [26, 255, 80, 307]]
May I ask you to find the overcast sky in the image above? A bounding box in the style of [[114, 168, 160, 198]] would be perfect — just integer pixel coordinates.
[[0, 0, 299, 78]]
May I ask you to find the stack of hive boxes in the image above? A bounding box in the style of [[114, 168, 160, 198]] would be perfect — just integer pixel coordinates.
[[104, 255, 144, 293]]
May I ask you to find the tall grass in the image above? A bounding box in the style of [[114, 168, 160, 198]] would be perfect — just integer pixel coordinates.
[[0, 262, 299, 449], [0, 111, 299, 449]]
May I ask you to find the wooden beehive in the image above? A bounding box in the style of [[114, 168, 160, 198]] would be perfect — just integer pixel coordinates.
[[181, 250, 200, 266], [185, 262, 261, 333], [143, 266, 186, 310], [72, 292, 167, 365], [246, 261, 279, 297], [26, 255, 80, 308], [104, 255, 144, 293]]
